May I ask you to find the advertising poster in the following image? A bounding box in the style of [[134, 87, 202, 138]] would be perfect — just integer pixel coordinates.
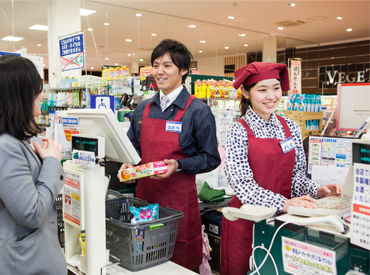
[[64, 172, 82, 227], [282, 237, 336, 275]]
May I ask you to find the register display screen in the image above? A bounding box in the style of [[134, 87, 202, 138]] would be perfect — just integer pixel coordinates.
[[353, 143, 370, 164], [72, 137, 99, 156], [359, 144, 370, 164]]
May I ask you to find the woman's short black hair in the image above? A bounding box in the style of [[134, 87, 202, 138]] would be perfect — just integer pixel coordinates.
[[151, 39, 193, 83], [0, 55, 43, 140]]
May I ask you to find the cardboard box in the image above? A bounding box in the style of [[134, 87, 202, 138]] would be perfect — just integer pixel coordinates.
[[118, 161, 168, 182]]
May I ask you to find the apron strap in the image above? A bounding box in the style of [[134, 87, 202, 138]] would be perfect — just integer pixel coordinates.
[[142, 101, 152, 122], [238, 118, 255, 138], [173, 95, 196, 121], [276, 115, 293, 138]]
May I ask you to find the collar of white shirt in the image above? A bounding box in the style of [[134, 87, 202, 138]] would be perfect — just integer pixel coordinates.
[[159, 85, 183, 108], [244, 108, 280, 128]]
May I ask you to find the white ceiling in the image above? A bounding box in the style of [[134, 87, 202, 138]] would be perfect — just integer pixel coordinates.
[[0, 0, 369, 70]]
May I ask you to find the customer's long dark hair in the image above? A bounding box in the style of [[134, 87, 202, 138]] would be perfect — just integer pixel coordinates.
[[0, 55, 43, 140]]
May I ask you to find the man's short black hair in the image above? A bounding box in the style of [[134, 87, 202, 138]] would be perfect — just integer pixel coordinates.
[[0, 55, 43, 140], [151, 39, 193, 83]]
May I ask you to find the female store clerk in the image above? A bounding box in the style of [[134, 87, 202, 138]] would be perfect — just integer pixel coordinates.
[[0, 55, 67, 274], [220, 62, 342, 275]]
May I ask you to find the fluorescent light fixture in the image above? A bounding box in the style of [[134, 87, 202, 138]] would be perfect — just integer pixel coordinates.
[[337, 16, 343, 20], [346, 28, 352, 32], [125, 38, 132, 42], [37, 43, 42, 47], [139, 58, 144, 62], [80, 8, 96, 16], [90, 66, 94, 69], [2, 35, 24, 42], [114, 63, 118, 66], [199, 50, 203, 53], [200, 40, 206, 43], [238, 33, 246, 37], [43, 64, 45, 67], [136, 13, 142, 17], [289, 3, 296, 7], [127, 53, 131, 57], [104, 22, 110, 26], [105, 57, 110, 60], [187, 24, 196, 29], [277, 26, 284, 30], [29, 24, 48, 31], [88, 28, 93, 32], [151, 33, 157, 37], [227, 16, 235, 20], [224, 46, 229, 50], [244, 44, 249, 47]]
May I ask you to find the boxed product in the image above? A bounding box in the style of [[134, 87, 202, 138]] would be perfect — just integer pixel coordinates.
[[119, 161, 168, 182]]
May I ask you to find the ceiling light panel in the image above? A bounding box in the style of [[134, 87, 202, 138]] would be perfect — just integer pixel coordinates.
[[2, 35, 24, 41], [29, 24, 48, 31], [80, 8, 96, 16]]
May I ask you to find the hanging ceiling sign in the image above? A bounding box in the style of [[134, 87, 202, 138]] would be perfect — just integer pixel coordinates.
[[59, 32, 85, 72]]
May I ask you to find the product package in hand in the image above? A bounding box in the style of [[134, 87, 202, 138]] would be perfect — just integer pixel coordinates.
[[130, 204, 159, 224], [118, 161, 168, 182]]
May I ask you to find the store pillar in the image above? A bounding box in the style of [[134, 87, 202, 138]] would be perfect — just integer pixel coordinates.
[[130, 61, 139, 75], [48, 0, 81, 88], [262, 35, 277, 63]]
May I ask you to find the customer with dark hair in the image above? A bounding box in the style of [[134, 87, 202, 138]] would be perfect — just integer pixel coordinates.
[[220, 62, 341, 275], [0, 55, 67, 274], [120, 39, 220, 270]]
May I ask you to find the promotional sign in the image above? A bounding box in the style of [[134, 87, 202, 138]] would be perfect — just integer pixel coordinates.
[[61, 117, 80, 141], [59, 32, 85, 71], [351, 163, 370, 250], [282, 236, 336, 275], [289, 59, 302, 95], [64, 172, 82, 227]]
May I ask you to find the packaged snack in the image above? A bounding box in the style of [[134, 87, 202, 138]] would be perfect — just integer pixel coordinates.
[[118, 161, 168, 182], [130, 203, 159, 224]]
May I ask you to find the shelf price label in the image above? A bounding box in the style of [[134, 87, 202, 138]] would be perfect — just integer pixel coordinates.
[[59, 32, 85, 71]]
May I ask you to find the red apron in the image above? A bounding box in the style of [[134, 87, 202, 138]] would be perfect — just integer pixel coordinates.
[[136, 95, 202, 270], [220, 116, 295, 275]]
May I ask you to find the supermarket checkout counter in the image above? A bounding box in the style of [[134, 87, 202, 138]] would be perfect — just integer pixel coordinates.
[[251, 214, 369, 275], [68, 261, 197, 275]]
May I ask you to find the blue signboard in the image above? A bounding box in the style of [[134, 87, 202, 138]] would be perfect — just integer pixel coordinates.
[[0, 51, 20, 56], [90, 95, 115, 112], [59, 32, 85, 71]]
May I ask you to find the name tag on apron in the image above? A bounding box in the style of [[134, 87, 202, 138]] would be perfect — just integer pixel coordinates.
[[166, 121, 182, 133], [280, 137, 295, 154]]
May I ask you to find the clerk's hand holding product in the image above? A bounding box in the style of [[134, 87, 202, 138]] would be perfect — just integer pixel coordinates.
[[0, 55, 67, 274], [150, 159, 177, 179], [220, 62, 341, 275], [120, 39, 220, 271]]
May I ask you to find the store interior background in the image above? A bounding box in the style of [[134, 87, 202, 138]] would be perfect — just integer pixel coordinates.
[[0, 0, 369, 95]]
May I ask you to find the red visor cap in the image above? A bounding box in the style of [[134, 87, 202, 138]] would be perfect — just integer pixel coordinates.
[[233, 62, 290, 91]]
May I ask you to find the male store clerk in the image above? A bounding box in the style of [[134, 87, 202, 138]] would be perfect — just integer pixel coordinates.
[[119, 39, 221, 270]]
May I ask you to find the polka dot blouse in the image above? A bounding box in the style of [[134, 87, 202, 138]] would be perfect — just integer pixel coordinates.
[[224, 108, 319, 213]]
